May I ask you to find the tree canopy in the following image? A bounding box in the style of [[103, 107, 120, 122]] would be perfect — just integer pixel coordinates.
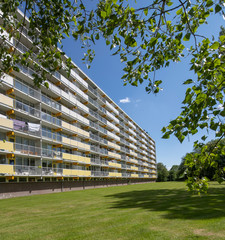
[[1, 0, 225, 192], [157, 162, 169, 182]]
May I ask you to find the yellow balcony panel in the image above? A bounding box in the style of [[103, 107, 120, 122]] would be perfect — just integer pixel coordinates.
[[70, 139, 78, 147], [108, 162, 121, 168], [62, 152, 72, 160], [79, 156, 91, 164], [77, 128, 89, 137], [0, 164, 14, 175], [62, 137, 71, 145], [131, 174, 139, 178], [108, 151, 120, 159], [144, 175, 149, 178], [62, 121, 71, 130], [131, 166, 138, 171], [109, 172, 121, 177], [77, 142, 90, 151], [0, 118, 13, 129], [63, 169, 91, 177], [0, 94, 13, 107], [0, 141, 14, 152]]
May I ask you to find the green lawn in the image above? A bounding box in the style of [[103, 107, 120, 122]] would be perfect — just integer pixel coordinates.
[[1, 182, 225, 240]]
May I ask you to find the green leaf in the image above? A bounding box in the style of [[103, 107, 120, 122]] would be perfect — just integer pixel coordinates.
[[215, 4, 222, 13], [219, 35, 225, 43], [176, 8, 183, 15], [144, 8, 148, 16], [101, 11, 106, 19], [183, 79, 194, 85], [183, 33, 191, 41], [149, 37, 157, 47], [210, 41, 219, 50], [162, 132, 170, 139], [166, 1, 173, 6]]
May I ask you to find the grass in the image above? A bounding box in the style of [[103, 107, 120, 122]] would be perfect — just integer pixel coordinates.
[[1, 181, 225, 240]]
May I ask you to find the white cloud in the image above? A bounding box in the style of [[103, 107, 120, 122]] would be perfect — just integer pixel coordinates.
[[119, 97, 131, 103]]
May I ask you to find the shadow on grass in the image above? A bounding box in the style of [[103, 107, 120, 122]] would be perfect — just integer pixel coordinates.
[[105, 184, 225, 220]]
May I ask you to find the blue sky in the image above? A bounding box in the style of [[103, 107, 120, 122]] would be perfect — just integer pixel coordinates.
[[62, 10, 224, 169]]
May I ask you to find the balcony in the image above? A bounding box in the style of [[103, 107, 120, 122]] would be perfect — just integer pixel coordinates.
[[13, 119, 41, 137], [62, 153, 91, 164], [131, 166, 138, 171], [14, 143, 41, 156], [91, 158, 101, 165], [109, 172, 122, 177], [63, 169, 91, 177], [15, 100, 40, 118], [108, 151, 121, 159], [0, 94, 13, 108], [108, 162, 121, 168], [0, 164, 14, 175], [0, 141, 14, 152], [15, 79, 41, 101], [42, 148, 62, 159], [131, 174, 139, 178], [42, 111, 61, 126], [61, 137, 90, 151], [0, 118, 13, 129], [42, 129, 61, 142]]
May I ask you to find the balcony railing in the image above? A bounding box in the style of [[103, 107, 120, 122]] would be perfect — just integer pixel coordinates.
[[41, 111, 62, 126], [15, 79, 40, 100], [0, 164, 147, 178], [42, 129, 62, 142], [14, 100, 40, 118], [14, 143, 41, 156], [13, 120, 41, 137], [42, 148, 62, 158]]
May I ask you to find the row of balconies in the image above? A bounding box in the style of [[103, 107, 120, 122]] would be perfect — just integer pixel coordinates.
[[0, 164, 156, 179], [0, 90, 154, 159], [0, 93, 155, 163], [0, 139, 156, 171], [6, 27, 155, 150]]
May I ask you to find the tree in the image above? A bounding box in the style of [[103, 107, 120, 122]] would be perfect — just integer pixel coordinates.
[[185, 138, 225, 193], [168, 165, 179, 181], [1, 0, 225, 192], [157, 163, 168, 182]]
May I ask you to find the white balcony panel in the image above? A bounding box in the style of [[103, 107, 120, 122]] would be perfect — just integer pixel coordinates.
[[71, 69, 88, 87], [129, 128, 136, 136], [76, 100, 89, 112], [108, 131, 120, 141], [61, 74, 70, 86], [107, 121, 119, 132], [106, 111, 119, 123], [61, 105, 70, 115], [2, 74, 13, 86], [129, 136, 137, 143], [106, 101, 119, 115]]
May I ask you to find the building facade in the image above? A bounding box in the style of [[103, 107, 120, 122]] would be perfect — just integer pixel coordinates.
[[0, 10, 156, 185]]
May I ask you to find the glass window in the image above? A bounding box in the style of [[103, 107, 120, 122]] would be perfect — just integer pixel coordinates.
[[16, 157, 22, 165], [0, 155, 6, 164], [24, 158, 29, 166], [0, 132, 6, 140]]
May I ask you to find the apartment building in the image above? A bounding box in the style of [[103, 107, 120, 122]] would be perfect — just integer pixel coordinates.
[[0, 10, 157, 184]]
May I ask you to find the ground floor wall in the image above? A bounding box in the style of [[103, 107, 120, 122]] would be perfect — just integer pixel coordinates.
[[0, 179, 155, 199]]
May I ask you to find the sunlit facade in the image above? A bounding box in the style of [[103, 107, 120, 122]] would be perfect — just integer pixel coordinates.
[[0, 10, 157, 183]]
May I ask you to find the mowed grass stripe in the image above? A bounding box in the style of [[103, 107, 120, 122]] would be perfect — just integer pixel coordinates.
[[0, 182, 225, 240]]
